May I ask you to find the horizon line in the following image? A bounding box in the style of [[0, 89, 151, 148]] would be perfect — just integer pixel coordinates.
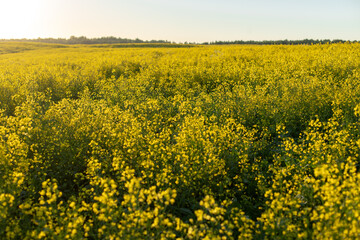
[[0, 36, 358, 44]]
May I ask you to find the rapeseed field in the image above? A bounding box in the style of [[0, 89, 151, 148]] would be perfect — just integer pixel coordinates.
[[0, 42, 360, 239]]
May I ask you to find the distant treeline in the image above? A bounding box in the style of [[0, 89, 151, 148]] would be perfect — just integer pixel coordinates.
[[202, 39, 357, 45], [0, 36, 357, 45], [1, 36, 172, 45]]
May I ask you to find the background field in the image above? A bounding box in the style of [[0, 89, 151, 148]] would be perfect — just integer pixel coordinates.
[[1, 42, 360, 239]]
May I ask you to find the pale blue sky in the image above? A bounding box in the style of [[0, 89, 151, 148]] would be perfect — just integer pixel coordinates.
[[0, 0, 359, 42]]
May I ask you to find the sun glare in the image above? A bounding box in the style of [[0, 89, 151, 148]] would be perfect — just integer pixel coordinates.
[[0, 0, 45, 39]]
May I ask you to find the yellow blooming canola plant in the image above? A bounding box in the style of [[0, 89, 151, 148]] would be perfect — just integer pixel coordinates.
[[0, 41, 360, 239]]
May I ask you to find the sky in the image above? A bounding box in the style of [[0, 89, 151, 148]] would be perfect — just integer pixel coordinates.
[[0, 0, 359, 43]]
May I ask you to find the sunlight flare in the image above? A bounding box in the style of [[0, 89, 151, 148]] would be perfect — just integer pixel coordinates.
[[0, 0, 45, 38]]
